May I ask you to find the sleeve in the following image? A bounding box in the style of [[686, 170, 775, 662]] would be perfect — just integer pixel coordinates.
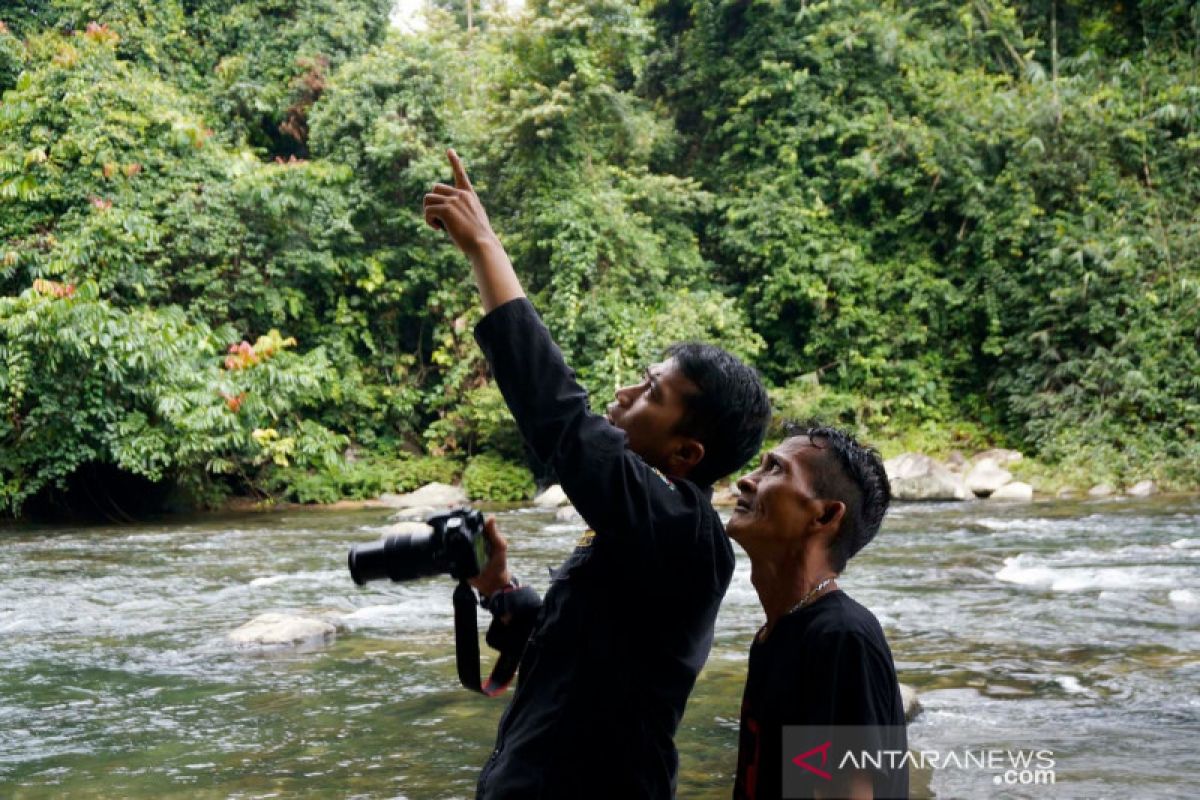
[[474, 298, 699, 545], [483, 586, 543, 655]]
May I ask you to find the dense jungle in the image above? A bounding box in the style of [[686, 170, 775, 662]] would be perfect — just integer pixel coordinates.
[[1, 0, 1197, 516]]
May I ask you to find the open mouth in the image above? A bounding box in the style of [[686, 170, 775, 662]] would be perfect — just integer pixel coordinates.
[[734, 496, 752, 513]]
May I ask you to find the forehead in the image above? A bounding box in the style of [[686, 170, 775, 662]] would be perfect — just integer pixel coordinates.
[[650, 358, 700, 399], [776, 434, 820, 457], [774, 435, 832, 473]]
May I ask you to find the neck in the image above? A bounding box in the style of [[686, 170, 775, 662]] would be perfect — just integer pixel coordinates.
[[743, 540, 837, 640]]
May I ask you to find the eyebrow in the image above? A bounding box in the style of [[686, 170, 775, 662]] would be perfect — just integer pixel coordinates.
[[764, 450, 792, 470], [644, 367, 661, 398]]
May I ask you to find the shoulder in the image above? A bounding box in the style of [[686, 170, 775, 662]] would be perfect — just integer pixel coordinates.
[[789, 593, 893, 660], [641, 476, 734, 585], [806, 592, 886, 637]]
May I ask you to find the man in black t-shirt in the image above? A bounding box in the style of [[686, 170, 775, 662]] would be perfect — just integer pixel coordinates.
[[727, 424, 907, 800], [423, 151, 771, 798]]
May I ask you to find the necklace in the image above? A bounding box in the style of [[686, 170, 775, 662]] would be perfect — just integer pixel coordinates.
[[785, 575, 838, 616], [756, 575, 841, 643]]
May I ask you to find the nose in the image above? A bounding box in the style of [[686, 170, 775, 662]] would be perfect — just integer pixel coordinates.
[[736, 472, 757, 494], [614, 381, 638, 408]]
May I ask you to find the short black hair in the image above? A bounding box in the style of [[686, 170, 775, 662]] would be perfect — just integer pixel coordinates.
[[665, 342, 770, 487], [783, 422, 891, 571]]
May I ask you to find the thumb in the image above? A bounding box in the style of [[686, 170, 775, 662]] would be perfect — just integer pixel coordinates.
[[484, 515, 507, 551], [448, 148, 473, 192]]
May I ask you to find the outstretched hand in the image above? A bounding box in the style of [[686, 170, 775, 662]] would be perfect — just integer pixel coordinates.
[[424, 148, 524, 312], [469, 515, 512, 599], [423, 149, 498, 258]]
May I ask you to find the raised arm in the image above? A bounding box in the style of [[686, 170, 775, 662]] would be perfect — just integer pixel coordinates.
[[423, 150, 698, 545], [422, 149, 524, 313]]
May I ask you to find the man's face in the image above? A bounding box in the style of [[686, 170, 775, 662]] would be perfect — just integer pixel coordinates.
[[726, 436, 829, 546], [606, 358, 699, 474]]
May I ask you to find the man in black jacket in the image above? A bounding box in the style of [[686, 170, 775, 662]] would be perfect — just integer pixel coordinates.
[[424, 150, 771, 799]]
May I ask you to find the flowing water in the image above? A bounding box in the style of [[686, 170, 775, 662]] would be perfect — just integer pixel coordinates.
[[1, 498, 1198, 799]]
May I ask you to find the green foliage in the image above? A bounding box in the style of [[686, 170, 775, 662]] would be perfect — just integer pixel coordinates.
[[0, 27, 230, 301], [0, 23, 24, 92], [0, 281, 343, 513], [1, 0, 392, 154], [648, 0, 1200, 485], [768, 382, 883, 439], [566, 289, 764, 403], [423, 383, 524, 460], [462, 453, 536, 502], [2, 0, 1198, 513], [266, 453, 462, 504]]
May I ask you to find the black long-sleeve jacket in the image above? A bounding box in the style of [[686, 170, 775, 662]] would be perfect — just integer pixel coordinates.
[[473, 298, 734, 799]]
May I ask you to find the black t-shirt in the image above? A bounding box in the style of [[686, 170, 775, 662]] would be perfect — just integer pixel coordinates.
[[474, 298, 735, 799], [735, 591, 908, 800]]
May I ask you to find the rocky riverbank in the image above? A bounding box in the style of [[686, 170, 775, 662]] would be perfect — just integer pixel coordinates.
[[363, 448, 1165, 521]]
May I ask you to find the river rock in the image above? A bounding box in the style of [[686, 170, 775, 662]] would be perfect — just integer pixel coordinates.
[[390, 505, 438, 522], [711, 482, 739, 507], [965, 458, 1013, 498], [379, 521, 432, 536], [990, 481, 1034, 501], [969, 448, 1024, 467], [534, 484, 570, 508], [1126, 480, 1158, 498], [379, 482, 466, 510], [884, 453, 969, 501], [228, 613, 336, 648], [899, 683, 922, 722], [1088, 483, 1115, 498], [555, 505, 581, 522]]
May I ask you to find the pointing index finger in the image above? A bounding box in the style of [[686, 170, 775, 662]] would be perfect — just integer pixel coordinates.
[[447, 148, 473, 192]]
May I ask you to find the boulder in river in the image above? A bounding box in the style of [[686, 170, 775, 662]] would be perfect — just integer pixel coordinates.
[[969, 448, 1024, 467], [899, 683, 922, 722], [1126, 480, 1158, 498], [964, 458, 1013, 498], [390, 505, 437, 522], [1088, 483, 1115, 498], [534, 484, 570, 508], [228, 613, 336, 648], [884, 453, 969, 501], [990, 481, 1034, 501], [711, 482, 739, 508], [555, 505, 582, 522], [379, 521, 432, 536], [379, 482, 466, 510]]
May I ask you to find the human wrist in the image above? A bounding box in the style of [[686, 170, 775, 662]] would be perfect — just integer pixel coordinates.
[[479, 574, 519, 609], [476, 568, 513, 599], [463, 231, 505, 263]]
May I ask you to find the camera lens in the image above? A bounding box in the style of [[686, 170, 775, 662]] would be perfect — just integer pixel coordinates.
[[347, 532, 441, 585]]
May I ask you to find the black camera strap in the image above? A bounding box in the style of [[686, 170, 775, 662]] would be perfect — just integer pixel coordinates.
[[452, 581, 539, 697]]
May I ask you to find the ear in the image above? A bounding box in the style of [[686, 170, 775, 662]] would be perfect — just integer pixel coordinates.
[[813, 500, 846, 537], [667, 438, 705, 478]]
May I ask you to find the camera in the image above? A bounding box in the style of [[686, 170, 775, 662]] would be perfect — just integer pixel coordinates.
[[348, 508, 490, 585]]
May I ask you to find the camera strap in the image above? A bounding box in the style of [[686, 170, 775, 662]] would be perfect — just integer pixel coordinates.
[[452, 581, 540, 697]]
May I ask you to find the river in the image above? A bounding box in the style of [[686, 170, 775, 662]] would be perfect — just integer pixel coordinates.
[[2, 497, 1198, 799]]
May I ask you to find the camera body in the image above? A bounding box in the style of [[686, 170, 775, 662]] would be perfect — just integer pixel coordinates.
[[348, 507, 489, 585]]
